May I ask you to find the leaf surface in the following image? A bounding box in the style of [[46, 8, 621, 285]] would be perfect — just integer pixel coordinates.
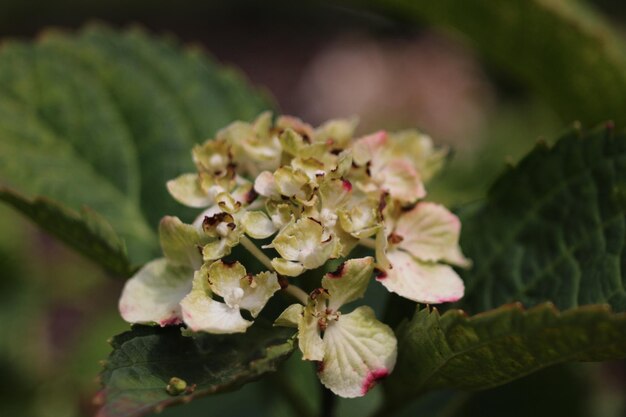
[[459, 125, 626, 312], [0, 25, 272, 269], [384, 303, 626, 408], [97, 323, 295, 417]]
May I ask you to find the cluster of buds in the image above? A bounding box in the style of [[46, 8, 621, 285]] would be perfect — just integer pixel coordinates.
[[119, 112, 469, 398]]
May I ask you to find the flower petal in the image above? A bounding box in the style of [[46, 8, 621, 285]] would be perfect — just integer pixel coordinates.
[[254, 171, 281, 199], [299, 298, 326, 361], [379, 250, 464, 304], [159, 216, 205, 269], [180, 268, 251, 334], [119, 258, 192, 326], [166, 173, 211, 208], [314, 117, 358, 148], [395, 202, 470, 266], [202, 238, 233, 261], [238, 271, 281, 317], [274, 304, 304, 328], [319, 306, 397, 398], [206, 260, 248, 307], [241, 211, 277, 239], [271, 217, 335, 270], [352, 131, 387, 166], [322, 257, 374, 311], [271, 258, 305, 277], [375, 158, 425, 202]]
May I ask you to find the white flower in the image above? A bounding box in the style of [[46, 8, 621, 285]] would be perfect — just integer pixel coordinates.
[[275, 257, 397, 397], [375, 202, 470, 303]]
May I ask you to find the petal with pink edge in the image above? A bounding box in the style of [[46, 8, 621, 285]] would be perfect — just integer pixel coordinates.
[[395, 202, 470, 266], [180, 268, 251, 334], [118, 258, 193, 326], [319, 306, 396, 398], [379, 250, 464, 304]]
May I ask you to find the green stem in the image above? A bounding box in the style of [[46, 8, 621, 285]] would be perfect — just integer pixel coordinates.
[[359, 237, 377, 250], [239, 235, 309, 304], [284, 284, 309, 305], [240, 235, 274, 270]]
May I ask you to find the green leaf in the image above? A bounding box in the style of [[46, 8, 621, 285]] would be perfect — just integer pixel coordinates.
[[0, 187, 133, 277], [458, 125, 626, 313], [97, 323, 295, 417], [347, 0, 626, 127], [0, 24, 272, 269], [383, 303, 626, 412]]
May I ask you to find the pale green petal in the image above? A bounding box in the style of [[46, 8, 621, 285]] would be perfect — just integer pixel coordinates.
[[271, 217, 322, 260], [388, 130, 448, 182], [276, 115, 314, 139], [271, 258, 305, 277], [291, 157, 326, 181], [395, 202, 470, 266], [238, 271, 281, 317], [331, 150, 353, 178], [299, 298, 325, 361], [274, 304, 304, 328], [352, 131, 387, 166], [375, 227, 390, 270], [319, 306, 397, 398], [319, 178, 351, 210], [274, 166, 310, 198], [253, 111, 273, 137], [207, 260, 248, 307], [166, 173, 211, 208], [322, 257, 374, 311], [119, 258, 193, 326], [279, 128, 305, 156], [379, 250, 464, 304], [192, 138, 232, 174], [241, 211, 277, 239], [180, 269, 251, 334], [271, 218, 338, 270], [159, 216, 205, 269], [254, 171, 280, 199], [266, 201, 294, 230], [314, 117, 358, 148], [375, 158, 425, 202], [202, 238, 233, 261], [339, 199, 380, 239], [215, 192, 242, 214]]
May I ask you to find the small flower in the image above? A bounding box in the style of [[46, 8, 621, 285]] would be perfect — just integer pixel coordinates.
[[267, 217, 341, 276], [200, 193, 276, 261], [375, 202, 470, 303], [181, 260, 280, 333], [119, 215, 208, 326], [275, 257, 397, 397], [218, 111, 283, 177]]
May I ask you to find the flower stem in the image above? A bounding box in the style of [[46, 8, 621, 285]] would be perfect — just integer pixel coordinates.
[[284, 284, 309, 305], [240, 235, 274, 271], [359, 237, 377, 250], [239, 236, 309, 304]]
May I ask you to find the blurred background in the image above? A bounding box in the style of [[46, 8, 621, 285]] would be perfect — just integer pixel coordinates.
[[0, 1, 625, 416]]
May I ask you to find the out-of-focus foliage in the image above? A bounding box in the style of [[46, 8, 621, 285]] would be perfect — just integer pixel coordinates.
[[346, 0, 626, 127], [0, 25, 272, 267]]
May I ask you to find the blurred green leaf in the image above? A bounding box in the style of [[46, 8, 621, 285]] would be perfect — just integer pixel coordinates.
[[350, 0, 626, 126], [97, 323, 295, 417], [382, 303, 626, 414], [0, 187, 133, 276], [0, 24, 272, 268], [459, 125, 626, 313]]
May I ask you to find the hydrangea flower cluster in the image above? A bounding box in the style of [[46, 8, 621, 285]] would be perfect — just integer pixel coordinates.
[[118, 112, 469, 398]]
